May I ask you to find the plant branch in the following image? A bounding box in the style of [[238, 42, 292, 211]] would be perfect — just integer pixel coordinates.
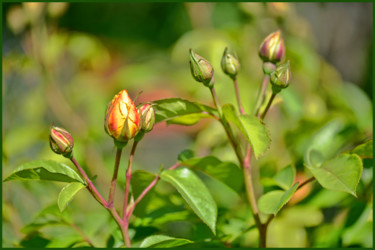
[[233, 78, 245, 114], [254, 75, 270, 116], [108, 148, 123, 207], [297, 177, 315, 190], [260, 92, 276, 120], [70, 157, 107, 207], [67, 221, 95, 247]]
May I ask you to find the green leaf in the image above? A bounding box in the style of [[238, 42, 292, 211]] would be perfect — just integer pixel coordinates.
[[160, 168, 217, 234], [152, 98, 217, 124], [258, 183, 299, 215], [222, 104, 270, 159], [177, 149, 195, 162], [306, 154, 363, 197], [166, 113, 211, 126], [57, 182, 86, 212], [273, 165, 296, 190], [180, 156, 243, 193], [3, 160, 85, 184], [352, 140, 373, 159], [140, 235, 193, 248]]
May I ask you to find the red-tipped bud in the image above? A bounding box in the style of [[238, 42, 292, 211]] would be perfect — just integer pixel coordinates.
[[49, 125, 74, 158], [258, 30, 285, 63], [189, 49, 214, 88], [270, 61, 291, 93], [137, 103, 155, 132], [104, 90, 140, 143]]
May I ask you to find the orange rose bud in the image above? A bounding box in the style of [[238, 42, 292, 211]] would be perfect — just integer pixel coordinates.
[[258, 30, 285, 63], [104, 90, 140, 143], [49, 125, 74, 158]]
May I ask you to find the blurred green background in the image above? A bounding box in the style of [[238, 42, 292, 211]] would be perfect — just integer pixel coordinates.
[[2, 2, 373, 247]]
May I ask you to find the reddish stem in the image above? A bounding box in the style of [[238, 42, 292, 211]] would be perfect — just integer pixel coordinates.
[[233, 78, 245, 114], [108, 148, 123, 207]]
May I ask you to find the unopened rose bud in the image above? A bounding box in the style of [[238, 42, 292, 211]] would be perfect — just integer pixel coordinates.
[[104, 90, 140, 145], [189, 49, 214, 88], [270, 61, 291, 93], [262, 62, 276, 76], [49, 125, 74, 158], [258, 30, 285, 63], [137, 103, 155, 132], [221, 47, 240, 80]]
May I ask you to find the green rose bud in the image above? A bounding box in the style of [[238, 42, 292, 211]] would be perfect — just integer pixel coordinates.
[[137, 103, 155, 132], [221, 47, 240, 79], [189, 49, 214, 88], [270, 61, 291, 94], [49, 125, 74, 158], [262, 62, 276, 76], [258, 30, 285, 63]]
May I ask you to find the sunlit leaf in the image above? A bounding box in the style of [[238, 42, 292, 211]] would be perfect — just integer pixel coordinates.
[[166, 113, 212, 126], [258, 183, 299, 215], [352, 140, 373, 159], [160, 168, 217, 234], [57, 182, 86, 212], [140, 235, 193, 248], [305, 154, 362, 197], [3, 160, 85, 184], [152, 98, 217, 123], [180, 156, 243, 193], [273, 165, 296, 190], [222, 104, 271, 159]]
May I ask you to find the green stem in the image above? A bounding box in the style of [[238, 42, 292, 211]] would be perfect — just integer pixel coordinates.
[[254, 75, 270, 116], [233, 78, 245, 114], [108, 148, 123, 207], [122, 141, 139, 247], [260, 93, 276, 120]]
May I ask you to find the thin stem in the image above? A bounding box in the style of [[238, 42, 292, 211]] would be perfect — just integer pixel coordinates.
[[260, 93, 276, 120], [233, 78, 245, 114], [68, 221, 95, 247], [297, 177, 315, 190], [210, 87, 222, 117], [71, 157, 129, 247], [123, 141, 138, 220], [108, 148, 123, 207], [70, 157, 107, 207], [254, 75, 270, 116], [127, 175, 160, 218]]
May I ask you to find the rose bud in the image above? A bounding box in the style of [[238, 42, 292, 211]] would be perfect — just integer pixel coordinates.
[[258, 30, 285, 63], [189, 49, 214, 88], [221, 47, 240, 80], [270, 61, 291, 94], [104, 90, 140, 144], [137, 103, 155, 133], [49, 125, 74, 158]]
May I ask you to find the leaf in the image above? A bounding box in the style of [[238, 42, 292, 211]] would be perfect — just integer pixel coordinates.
[[160, 168, 217, 234], [305, 154, 363, 197], [352, 140, 373, 159], [273, 165, 296, 190], [222, 104, 271, 159], [166, 113, 211, 126], [140, 235, 193, 248], [58, 182, 86, 212], [177, 149, 195, 162], [3, 160, 85, 184], [180, 156, 243, 193], [258, 183, 299, 215], [152, 98, 217, 124]]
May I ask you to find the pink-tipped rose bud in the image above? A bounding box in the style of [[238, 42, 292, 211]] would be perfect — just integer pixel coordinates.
[[258, 30, 285, 63], [104, 90, 140, 143], [189, 49, 214, 88], [137, 103, 155, 132], [49, 125, 74, 158]]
